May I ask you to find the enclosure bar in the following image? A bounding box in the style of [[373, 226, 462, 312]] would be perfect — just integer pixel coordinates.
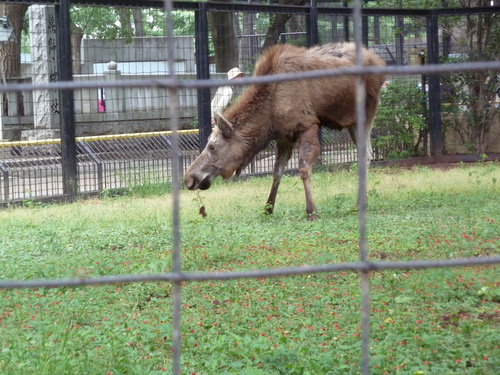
[[79, 141, 103, 192], [427, 10, 443, 158], [1, 257, 499, 290], [0, 162, 9, 201], [307, 0, 319, 47], [56, 0, 78, 202], [435, 6, 500, 16], [161, 135, 185, 181], [353, 0, 371, 373], [3, 62, 500, 95], [361, 9, 368, 46], [0, 129, 198, 148], [164, 0, 183, 373], [0, 139, 60, 147], [195, 2, 211, 152]]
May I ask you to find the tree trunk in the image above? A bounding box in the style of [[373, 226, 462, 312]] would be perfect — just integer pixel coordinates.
[[133, 8, 144, 37], [262, 0, 307, 50], [288, 15, 305, 43], [71, 31, 84, 75], [208, 1, 238, 73], [240, 12, 259, 70], [117, 8, 133, 41], [0, 4, 29, 115]]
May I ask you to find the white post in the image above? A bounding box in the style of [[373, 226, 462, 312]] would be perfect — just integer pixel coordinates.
[[25, 5, 60, 140], [103, 61, 123, 114]]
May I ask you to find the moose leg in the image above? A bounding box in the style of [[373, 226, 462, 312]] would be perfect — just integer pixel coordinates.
[[347, 121, 374, 171], [348, 120, 374, 208], [265, 140, 294, 215], [298, 127, 321, 221]]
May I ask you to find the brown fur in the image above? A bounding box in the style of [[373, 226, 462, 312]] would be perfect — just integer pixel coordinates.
[[185, 43, 386, 220]]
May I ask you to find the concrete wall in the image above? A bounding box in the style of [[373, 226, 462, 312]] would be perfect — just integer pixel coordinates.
[[80, 36, 195, 74]]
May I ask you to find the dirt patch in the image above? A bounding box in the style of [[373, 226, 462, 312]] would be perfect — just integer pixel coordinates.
[[477, 311, 500, 323], [440, 310, 500, 328], [371, 156, 499, 172], [440, 311, 472, 328]]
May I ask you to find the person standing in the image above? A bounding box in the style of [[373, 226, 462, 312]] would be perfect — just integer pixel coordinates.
[[211, 67, 245, 125]]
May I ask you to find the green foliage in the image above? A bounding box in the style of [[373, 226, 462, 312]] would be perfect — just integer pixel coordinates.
[[71, 7, 128, 39], [67, 7, 195, 41], [441, 59, 500, 154], [373, 79, 427, 159], [101, 182, 171, 199], [438, 9, 500, 154], [171, 10, 196, 36], [371, 0, 461, 8], [0, 164, 499, 374]]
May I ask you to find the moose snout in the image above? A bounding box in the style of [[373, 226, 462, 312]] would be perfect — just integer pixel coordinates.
[[184, 173, 212, 191]]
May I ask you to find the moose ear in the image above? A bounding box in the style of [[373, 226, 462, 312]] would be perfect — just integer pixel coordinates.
[[216, 114, 234, 139]]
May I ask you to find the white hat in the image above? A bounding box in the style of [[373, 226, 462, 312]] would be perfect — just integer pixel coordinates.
[[227, 67, 244, 80]]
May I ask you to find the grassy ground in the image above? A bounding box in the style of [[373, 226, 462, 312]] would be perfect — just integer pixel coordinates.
[[0, 162, 499, 374]]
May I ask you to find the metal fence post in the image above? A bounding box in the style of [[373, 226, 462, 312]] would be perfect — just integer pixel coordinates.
[[79, 141, 103, 192], [420, 52, 430, 156], [195, 2, 211, 153], [0, 161, 9, 201], [307, 0, 323, 160], [161, 135, 184, 180], [307, 0, 319, 47], [427, 10, 443, 159], [362, 2, 368, 46], [56, 0, 78, 201], [343, 1, 350, 41], [395, 16, 404, 65]]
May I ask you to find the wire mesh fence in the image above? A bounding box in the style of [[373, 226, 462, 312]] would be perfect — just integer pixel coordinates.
[[0, 129, 354, 202], [0, 131, 200, 202], [0, 1, 500, 374]]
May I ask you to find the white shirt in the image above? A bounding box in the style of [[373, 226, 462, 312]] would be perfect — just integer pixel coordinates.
[[211, 85, 234, 119]]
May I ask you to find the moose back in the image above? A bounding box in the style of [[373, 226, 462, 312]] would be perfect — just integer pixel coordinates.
[[184, 43, 386, 220]]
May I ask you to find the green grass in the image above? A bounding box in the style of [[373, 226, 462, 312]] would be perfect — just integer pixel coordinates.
[[0, 162, 499, 374]]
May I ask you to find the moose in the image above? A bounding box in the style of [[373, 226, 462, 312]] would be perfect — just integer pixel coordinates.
[[184, 43, 386, 220]]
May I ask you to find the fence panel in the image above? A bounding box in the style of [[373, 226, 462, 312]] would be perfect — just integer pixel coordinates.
[[438, 11, 500, 155]]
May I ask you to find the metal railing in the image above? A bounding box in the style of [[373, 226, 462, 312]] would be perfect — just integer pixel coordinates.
[[0, 128, 357, 203]]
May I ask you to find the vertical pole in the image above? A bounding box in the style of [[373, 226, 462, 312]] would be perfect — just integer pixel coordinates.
[[164, 0, 182, 373], [353, 0, 370, 373], [56, 0, 77, 201], [420, 52, 429, 156], [373, 16, 380, 44], [307, 0, 319, 47], [441, 0, 451, 56], [195, 3, 211, 152], [0, 162, 9, 201], [395, 16, 404, 65], [427, 10, 443, 159], [343, 1, 350, 42], [308, 0, 322, 158], [362, 1, 368, 46]]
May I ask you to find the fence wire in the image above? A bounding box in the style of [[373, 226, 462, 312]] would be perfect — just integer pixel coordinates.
[[1, 1, 500, 375]]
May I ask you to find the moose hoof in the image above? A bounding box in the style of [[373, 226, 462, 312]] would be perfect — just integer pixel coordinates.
[[264, 204, 274, 215], [307, 212, 319, 221]]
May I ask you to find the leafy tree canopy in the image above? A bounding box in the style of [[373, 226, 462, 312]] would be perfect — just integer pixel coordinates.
[[70, 7, 195, 39]]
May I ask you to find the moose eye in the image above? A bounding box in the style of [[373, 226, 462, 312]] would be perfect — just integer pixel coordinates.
[[208, 144, 215, 152]]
